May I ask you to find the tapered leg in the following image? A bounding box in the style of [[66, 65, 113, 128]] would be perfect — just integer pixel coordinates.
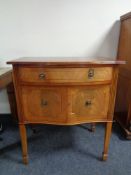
[[19, 124, 28, 164], [102, 122, 112, 161], [90, 123, 96, 132]]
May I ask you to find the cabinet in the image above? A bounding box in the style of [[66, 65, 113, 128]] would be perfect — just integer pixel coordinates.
[[7, 58, 124, 164], [115, 12, 131, 139]]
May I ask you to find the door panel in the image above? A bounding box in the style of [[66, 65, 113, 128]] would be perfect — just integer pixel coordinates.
[[21, 87, 67, 123], [68, 86, 110, 122]]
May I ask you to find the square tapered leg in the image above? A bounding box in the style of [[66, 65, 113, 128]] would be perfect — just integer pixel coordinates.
[[102, 122, 112, 161], [19, 124, 28, 164]]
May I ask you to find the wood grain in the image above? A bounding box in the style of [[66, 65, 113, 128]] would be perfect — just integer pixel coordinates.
[[116, 12, 131, 138], [19, 67, 113, 84], [0, 68, 18, 121], [8, 58, 122, 163], [102, 122, 113, 161], [67, 86, 110, 122], [7, 57, 125, 66], [21, 87, 67, 123], [19, 124, 28, 164], [0, 68, 12, 89]]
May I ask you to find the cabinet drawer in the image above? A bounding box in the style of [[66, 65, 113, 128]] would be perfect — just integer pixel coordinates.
[[19, 67, 112, 83], [21, 87, 67, 123], [67, 86, 110, 122]]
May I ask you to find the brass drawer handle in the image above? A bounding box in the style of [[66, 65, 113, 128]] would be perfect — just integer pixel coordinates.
[[88, 69, 94, 79], [39, 73, 46, 79], [41, 99, 48, 106], [85, 100, 92, 106]]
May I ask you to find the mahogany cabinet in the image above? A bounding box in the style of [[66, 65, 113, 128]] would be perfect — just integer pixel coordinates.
[[115, 12, 131, 139], [7, 58, 124, 164]]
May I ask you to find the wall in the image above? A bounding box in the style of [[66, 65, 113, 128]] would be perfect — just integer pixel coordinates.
[[0, 0, 131, 113]]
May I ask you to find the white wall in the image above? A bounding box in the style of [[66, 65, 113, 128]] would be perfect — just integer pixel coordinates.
[[0, 0, 131, 113]]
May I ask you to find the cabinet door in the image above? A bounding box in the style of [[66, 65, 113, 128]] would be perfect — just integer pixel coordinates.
[[68, 86, 110, 123], [21, 87, 67, 123]]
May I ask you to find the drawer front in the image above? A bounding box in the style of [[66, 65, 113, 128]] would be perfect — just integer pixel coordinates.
[[67, 86, 110, 122], [21, 87, 67, 123], [19, 67, 112, 83]]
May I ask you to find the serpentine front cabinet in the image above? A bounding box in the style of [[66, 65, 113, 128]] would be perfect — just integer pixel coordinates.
[[7, 58, 124, 164]]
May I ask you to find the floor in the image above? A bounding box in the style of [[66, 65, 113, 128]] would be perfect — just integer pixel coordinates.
[[0, 123, 131, 175]]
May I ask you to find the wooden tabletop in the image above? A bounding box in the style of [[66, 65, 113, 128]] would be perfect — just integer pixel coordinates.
[[0, 67, 12, 78], [7, 57, 125, 66], [0, 67, 12, 89]]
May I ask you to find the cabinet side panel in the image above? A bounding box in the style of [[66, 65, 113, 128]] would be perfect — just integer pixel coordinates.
[[12, 66, 24, 123], [118, 18, 131, 70], [108, 66, 119, 120]]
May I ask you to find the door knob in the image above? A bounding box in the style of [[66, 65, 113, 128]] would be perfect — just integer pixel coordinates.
[[85, 100, 92, 106], [39, 73, 46, 79], [41, 99, 48, 106], [88, 69, 94, 79]]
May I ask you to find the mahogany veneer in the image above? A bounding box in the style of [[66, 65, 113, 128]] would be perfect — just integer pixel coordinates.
[[115, 12, 131, 139], [7, 57, 124, 164]]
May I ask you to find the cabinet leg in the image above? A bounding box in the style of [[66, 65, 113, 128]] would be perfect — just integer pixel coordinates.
[[19, 124, 28, 164], [90, 123, 96, 132], [102, 122, 112, 161]]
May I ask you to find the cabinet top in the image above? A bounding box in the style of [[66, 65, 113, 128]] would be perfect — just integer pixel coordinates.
[[0, 67, 12, 78], [121, 12, 131, 21], [7, 57, 125, 66]]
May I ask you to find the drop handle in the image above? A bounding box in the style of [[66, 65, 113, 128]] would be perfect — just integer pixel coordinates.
[[85, 100, 92, 106], [39, 73, 46, 79], [88, 69, 94, 79], [41, 99, 48, 106]]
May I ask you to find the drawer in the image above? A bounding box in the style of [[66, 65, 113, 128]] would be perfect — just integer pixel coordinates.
[[19, 67, 113, 83], [67, 86, 110, 122], [21, 87, 67, 123]]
